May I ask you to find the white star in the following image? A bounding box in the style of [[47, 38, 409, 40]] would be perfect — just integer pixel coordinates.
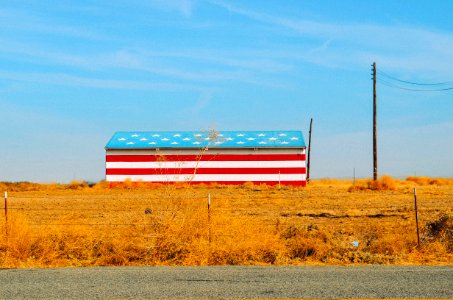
[[173, 134, 181, 137], [161, 138, 169, 141], [149, 142, 156, 145], [247, 137, 256, 141], [204, 137, 210, 141], [183, 138, 191, 141], [237, 134, 245, 137], [140, 138, 148, 141], [193, 142, 200, 145], [269, 137, 277, 141], [171, 142, 178, 145], [131, 134, 139, 137], [118, 138, 126, 141], [237, 141, 245, 144], [194, 134, 202, 137], [279, 133, 287, 137], [258, 133, 266, 137], [152, 134, 160, 137], [225, 137, 234, 141], [290, 137, 299, 140], [127, 142, 134, 145], [259, 141, 267, 145], [281, 141, 289, 144]]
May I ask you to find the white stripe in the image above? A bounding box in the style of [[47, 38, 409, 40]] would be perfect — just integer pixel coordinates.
[[106, 149, 305, 155], [106, 174, 306, 182], [106, 160, 306, 169]]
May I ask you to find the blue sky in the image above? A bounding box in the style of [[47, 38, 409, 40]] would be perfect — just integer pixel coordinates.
[[1, 0, 452, 183]]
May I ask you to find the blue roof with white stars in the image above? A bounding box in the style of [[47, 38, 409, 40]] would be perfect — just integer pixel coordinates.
[[106, 131, 306, 149]]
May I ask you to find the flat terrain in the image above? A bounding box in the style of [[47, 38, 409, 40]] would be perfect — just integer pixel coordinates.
[[1, 266, 452, 299], [0, 179, 452, 267]]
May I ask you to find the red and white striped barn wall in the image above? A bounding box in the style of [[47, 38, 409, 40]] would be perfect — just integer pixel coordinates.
[[105, 148, 306, 186]]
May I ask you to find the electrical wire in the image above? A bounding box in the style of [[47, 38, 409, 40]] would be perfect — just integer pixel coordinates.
[[378, 77, 453, 92], [377, 69, 453, 86], [375, 68, 453, 92]]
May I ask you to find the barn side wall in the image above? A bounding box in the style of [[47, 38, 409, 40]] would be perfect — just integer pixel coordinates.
[[105, 148, 306, 186]]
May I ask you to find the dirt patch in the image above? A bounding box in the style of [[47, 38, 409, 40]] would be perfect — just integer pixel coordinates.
[[281, 212, 401, 219]]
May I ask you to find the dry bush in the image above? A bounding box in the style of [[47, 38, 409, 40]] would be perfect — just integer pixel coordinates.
[[1, 214, 36, 263], [360, 225, 414, 256], [93, 180, 109, 189], [406, 176, 453, 186], [1, 182, 452, 267], [0, 213, 75, 267], [208, 219, 284, 265], [0, 213, 152, 267], [283, 225, 332, 262], [241, 181, 256, 189], [348, 175, 398, 192], [422, 214, 452, 252], [151, 203, 285, 265], [67, 180, 89, 190], [0, 182, 44, 192], [104, 180, 172, 190], [152, 205, 209, 265], [309, 179, 351, 187]]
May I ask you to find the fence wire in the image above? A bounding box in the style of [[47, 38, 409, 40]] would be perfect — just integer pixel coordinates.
[[2, 190, 451, 242]]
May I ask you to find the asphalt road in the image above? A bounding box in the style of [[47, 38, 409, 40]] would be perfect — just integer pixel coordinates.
[[1, 266, 452, 299]]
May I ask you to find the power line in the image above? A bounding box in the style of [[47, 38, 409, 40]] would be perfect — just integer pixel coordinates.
[[377, 69, 453, 86], [378, 77, 453, 92]]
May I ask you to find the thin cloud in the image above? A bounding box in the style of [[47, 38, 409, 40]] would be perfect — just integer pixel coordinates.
[[0, 8, 108, 41], [128, 49, 293, 73], [207, 0, 342, 38], [147, 0, 194, 17], [208, 0, 453, 76], [0, 71, 205, 92], [0, 42, 291, 88]]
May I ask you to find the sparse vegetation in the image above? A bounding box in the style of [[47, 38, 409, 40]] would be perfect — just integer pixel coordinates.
[[406, 176, 453, 186], [347, 175, 453, 192], [347, 175, 397, 192], [0, 177, 452, 267]]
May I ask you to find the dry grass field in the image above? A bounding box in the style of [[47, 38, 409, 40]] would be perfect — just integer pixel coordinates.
[[0, 176, 452, 268]]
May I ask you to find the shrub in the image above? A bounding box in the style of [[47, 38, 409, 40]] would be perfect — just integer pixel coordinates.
[[406, 176, 453, 186], [348, 175, 398, 192], [422, 214, 452, 252], [67, 180, 88, 190]]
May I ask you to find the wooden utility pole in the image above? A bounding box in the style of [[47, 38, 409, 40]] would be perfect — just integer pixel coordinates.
[[307, 118, 313, 183], [372, 62, 378, 181]]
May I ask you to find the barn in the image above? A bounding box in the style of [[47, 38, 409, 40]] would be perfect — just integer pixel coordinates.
[[105, 130, 307, 186]]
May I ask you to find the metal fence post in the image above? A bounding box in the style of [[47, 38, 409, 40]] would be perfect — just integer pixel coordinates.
[[208, 193, 211, 244], [4, 191, 7, 237], [414, 188, 420, 248]]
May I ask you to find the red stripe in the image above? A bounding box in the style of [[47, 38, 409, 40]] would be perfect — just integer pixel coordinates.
[[109, 181, 306, 187], [106, 154, 305, 162], [189, 181, 306, 186], [106, 167, 306, 175]]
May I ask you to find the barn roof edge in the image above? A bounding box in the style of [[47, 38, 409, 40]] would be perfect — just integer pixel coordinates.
[[105, 130, 306, 149]]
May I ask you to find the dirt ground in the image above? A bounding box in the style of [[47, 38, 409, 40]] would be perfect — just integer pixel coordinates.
[[0, 179, 452, 267]]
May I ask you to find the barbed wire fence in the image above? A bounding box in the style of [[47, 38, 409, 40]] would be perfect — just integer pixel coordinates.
[[3, 189, 451, 245]]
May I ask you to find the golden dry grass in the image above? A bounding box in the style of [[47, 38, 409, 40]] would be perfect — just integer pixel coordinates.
[[0, 177, 452, 267]]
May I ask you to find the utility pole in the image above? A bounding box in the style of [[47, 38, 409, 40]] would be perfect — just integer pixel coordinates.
[[372, 62, 378, 181], [307, 118, 313, 183]]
